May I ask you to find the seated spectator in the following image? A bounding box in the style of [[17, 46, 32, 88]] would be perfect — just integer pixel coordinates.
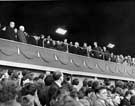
[[44, 35, 52, 48], [38, 34, 45, 47], [68, 42, 74, 53], [92, 42, 103, 59], [80, 43, 88, 56], [17, 25, 28, 43], [33, 35, 40, 46], [56, 41, 63, 51], [87, 45, 93, 57], [60, 40, 68, 52], [27, 34, 37, 45], [110, 53, 117, 62], [63, 39, 68, 52], [0, 23, 6, 39], [103, 46, 110, 61], [50, 40, 57, 50], [70, 42, 81, 55]]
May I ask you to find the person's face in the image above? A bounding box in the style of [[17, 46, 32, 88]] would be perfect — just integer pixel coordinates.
[[20, 26, 25, 32], [113, 94, 121, 105], [97, 89, 108, 100], [10, 22, 15, 28]]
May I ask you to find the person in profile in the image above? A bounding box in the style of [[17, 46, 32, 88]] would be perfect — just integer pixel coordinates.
[[17, 25, 27, 43], [3, 21, 17, 41]]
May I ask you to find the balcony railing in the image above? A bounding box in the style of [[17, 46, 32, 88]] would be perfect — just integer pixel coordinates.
[[0, 38, 135, 81]]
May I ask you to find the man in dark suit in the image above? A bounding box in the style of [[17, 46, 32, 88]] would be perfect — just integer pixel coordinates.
[[38, 34, 45, 47], [48, 71, 64, 106], [92, 42, 103, 59], [4, 21, 17, 41]]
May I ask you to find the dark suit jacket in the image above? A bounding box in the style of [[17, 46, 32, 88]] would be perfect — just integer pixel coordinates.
[[5, 26, 16, 41], [119, 98, 131, 106], [27, 35, 36, 45], [37, 85, 50, 106], [48, 82, 60, 106]]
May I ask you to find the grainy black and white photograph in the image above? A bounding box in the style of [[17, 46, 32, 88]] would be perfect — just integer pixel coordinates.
[[0, 1, 135, 106]]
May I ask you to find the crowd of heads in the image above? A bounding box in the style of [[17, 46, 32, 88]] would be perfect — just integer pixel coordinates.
[[0, 21, 135, 66], [0, 67, 134, 106]]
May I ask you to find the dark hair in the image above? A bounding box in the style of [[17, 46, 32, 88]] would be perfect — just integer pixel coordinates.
[[53, 71, 62, 81], [95, 86, 107, 94], [39, 73, 44, 79], [85, 88, 92, 96], [8, 69, 14, 76], [72, 79, 79, 86], [104, 79, 111, 86], [66, 75, 71, 82], [113, 87, 124, 96], [22, 70, 29, 77], [44, 74, 54, 86], [92, 81, 100, 90], [21, 83, 37, 96], [125, 90, 132, 97], [87, 80, 93, 87]]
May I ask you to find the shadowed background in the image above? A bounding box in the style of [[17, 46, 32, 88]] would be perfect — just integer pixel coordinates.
[[0, 1, 135, 56]]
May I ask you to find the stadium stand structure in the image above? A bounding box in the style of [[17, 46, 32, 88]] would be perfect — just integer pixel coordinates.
[[0, 38, 135, 81]]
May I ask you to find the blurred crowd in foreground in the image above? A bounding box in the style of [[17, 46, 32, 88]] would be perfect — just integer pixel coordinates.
[[0, 67, 135, 106], [0, 21, 135, 66]]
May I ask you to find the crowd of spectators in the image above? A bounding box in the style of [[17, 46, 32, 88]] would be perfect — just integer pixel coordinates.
[[0, 67, 135, 106], [0, 21, 135, 66]]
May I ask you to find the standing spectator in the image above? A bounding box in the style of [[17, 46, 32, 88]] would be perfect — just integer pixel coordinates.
[[48, 71, 64, 106], [120, 90, 132, 106], [17, 25, 27, 43], [4, 21, 17, 41], [94, 86, 108, 106], [72, 78, 79, 91], [79, 79, 88, 99]]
